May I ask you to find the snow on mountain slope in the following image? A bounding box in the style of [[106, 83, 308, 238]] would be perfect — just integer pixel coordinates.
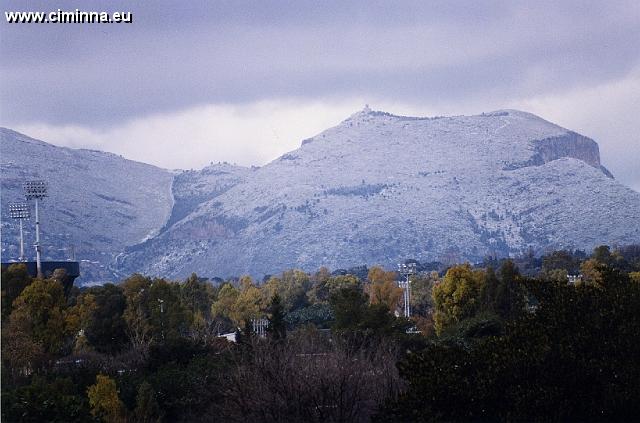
[[0, 128, 174, 282], [161, 162, 251, 232], [117, 108, 640, 279]]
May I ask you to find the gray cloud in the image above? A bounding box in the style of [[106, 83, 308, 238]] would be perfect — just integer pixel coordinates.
[[1, 0, 639, 190]]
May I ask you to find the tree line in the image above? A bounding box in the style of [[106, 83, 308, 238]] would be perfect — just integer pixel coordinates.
[[2, 244, 640, 421]]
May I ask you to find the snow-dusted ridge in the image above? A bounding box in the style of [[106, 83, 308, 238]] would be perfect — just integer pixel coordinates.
[[116, 108, 640, 279], [2, 108, 638, 283], [0, 128, 174, 283]]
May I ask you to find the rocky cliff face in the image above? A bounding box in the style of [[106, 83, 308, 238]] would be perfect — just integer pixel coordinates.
[[535, 131, 602, 168], [115, 109, 640, 280], [159, 163, 250, 232], [505, 129, 609, 175]]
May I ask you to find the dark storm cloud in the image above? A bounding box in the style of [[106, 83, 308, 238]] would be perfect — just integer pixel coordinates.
[[2, 0, 638, 125], [1, 1, 639, 190]]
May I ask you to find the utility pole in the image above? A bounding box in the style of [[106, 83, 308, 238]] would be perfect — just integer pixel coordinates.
[[9, 203, 30, 262], [158, 298, 165, 341], [24, 181, 48, 278], [397, 262, 416, 318]]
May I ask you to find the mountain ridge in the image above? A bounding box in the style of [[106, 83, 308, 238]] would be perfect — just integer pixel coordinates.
[[1, 109, 638, 283], [116, 108, 640, 279], [0, 127, 174, 282]]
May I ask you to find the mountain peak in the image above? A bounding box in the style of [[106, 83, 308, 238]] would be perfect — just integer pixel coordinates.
[[345, 104, 375, 120], [341, 107, 562, 125], [3, 111, 638, 283]]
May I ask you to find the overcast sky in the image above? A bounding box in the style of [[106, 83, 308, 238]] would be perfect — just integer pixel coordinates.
[[2, 0, 639, 190]]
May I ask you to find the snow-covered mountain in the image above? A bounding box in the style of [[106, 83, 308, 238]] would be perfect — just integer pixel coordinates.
[[2, 109, 639, 283], [116, 108, 640, 279], [0, 128, 174, 282]]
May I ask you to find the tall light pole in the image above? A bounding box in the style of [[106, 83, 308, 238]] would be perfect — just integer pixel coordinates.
[[158, 298, 165, 341], [9, 203, 30, 262], [24, 180, 48, 278], [397, 262, 416, 318]]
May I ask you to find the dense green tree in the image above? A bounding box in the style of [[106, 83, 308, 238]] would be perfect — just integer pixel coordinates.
[[618, 244, 640, 271], [232, 280, 263, 324], [1, 263, 33, 320], [211, 282, 240, 323], [144, 344, 232, 421], [2, 376, 91, 422], [212, 278, 263, 327], [267, 293, 287, 340], [180, 273, 213, 321], [410, 271, 439, 317], [65, 291, 98, 353], [580, 258, 604, 286], [122, 274, 154, 354], [84, 284, 128, 354], [87, 374, 126, 423], [5, 278, 69, 357], [493, 259, 525, 320], [592, 244, 613, 265], [147, 278, 190, 342], [481, 265, 499, 310], [285, 303, 334, 328], [360, 303, 400, 336], [432, 264, 485, 334], [330, 285, 368, 330], [121, 275, 190, 345], [329, 285, 404, 336], [541, 249, 579, 275], [378, 265, 640, 421], [263, 269, 311, 312], [376, 343, 477, 422], [134, 381, 163, 422], [308, 273, 361, 305], [1, 317, 45, 377]]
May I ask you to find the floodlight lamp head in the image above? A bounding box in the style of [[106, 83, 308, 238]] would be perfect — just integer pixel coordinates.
[[398, 262, 417, 275], [24, 180, 48, 200], [9, 203, 30, 219]]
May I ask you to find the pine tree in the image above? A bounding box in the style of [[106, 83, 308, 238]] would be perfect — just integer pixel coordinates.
[[494, 260, 524, 320], [482, 266, 499, 311], [267, 294, 286, 340]]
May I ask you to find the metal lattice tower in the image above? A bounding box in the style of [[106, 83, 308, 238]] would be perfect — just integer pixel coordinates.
[[397, 262, 417, 318], [9, 203, 30, 262], [24, 180, 48, 278]]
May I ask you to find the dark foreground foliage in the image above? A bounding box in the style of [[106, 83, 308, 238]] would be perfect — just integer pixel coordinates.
[[376, 266, 640, 422], [3, 245, 640, 422]]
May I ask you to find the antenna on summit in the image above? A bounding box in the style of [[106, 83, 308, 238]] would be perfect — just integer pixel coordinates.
[[363, 104, 371, 113]]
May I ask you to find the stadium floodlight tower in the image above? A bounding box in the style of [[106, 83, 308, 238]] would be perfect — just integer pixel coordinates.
[[8, 203, 30, 262], [397, 262, 417, 318], [24, 180, 48, 278]]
